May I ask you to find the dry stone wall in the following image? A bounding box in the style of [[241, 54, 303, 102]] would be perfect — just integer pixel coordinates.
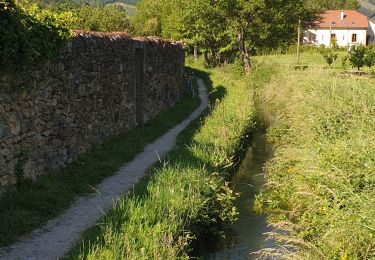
[[0, 32, 185, 192]]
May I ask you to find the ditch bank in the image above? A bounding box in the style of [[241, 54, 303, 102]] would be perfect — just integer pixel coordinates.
[[64, 62, 261, 259], [194, 130, 276, 259]]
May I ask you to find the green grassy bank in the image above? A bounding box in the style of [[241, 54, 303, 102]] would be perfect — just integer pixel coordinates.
[[0, 91, 199, 248], [64, 59, 269, 259], [255, 58, 375, 259]]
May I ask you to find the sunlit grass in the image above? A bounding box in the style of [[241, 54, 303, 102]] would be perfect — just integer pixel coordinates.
[[256, 61, 375, 259], [65, 59, 263, 259]]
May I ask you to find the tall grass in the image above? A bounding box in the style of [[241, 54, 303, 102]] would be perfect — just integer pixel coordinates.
[[256, 63, 375, 259], [66, 59, 262, 259]]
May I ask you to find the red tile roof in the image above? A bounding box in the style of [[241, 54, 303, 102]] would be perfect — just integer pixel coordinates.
[[313, 10, 368, 29]]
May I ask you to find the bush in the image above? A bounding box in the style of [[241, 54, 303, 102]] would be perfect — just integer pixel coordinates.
[[348, 44, 366, 70], [59, 4, 132, 32], [364, 44, 375, 68], [0, 0, 72, 73], [320, 48, 338, 66]]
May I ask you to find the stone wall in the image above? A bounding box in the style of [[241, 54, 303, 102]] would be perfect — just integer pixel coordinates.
[[0, 32, 185, 192]]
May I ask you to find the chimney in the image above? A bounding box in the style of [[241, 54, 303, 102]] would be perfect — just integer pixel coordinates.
[[341, 10, 345, 20]]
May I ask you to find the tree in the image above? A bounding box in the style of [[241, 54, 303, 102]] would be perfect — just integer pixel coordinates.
[[133, 0, 321, 72], [364, 45, 375, 68], [307, 0, 360, 11], [320, 49, 338, 66], [132, 0, 163, 36], [349, 45, 366, 70], [0, 0, 72, 72]]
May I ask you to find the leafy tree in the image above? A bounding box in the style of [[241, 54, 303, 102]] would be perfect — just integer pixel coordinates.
[[320, 48, 338, 66], [307, 0, 360, 11], [73, 5, 132, 32], [0, 0, 72, 72], [364, 45, 375, 68], [348, 45, 366, 70], [50, 1, 133, 32], [132, 0, 163, 36]]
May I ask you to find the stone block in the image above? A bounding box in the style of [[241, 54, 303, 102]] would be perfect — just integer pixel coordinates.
[[0, 125, 10, 139]]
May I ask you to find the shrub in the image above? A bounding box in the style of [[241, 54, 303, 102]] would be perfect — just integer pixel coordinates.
[[0, 0, 72, 73], [320, 48, 338, 66], [364, 44, 375, 68], [348, 44, 366, 70]]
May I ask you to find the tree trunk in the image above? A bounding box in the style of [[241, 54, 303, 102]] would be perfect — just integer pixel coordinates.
[[238, 30, 251, 75], [204, 51, 210, 66], [193, 45, 198, 60]]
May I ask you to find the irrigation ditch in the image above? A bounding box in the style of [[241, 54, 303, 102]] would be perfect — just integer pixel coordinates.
[[191, 127, 277, 259]]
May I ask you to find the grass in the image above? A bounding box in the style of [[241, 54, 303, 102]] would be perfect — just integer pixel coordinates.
[[256, 49, 375, 74], [255, 57, 375, 259], [0, 89, 200, 248], [255, 51, 347, 69], [63, 58, 265, 259]]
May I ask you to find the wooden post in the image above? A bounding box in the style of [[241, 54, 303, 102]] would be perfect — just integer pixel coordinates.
[[297, 19, 301, 64], [329, 21, 334, 48]]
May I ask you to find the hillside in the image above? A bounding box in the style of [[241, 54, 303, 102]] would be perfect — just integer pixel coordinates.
[[360, 0, 375, 19], [106, 2, 136, 16]]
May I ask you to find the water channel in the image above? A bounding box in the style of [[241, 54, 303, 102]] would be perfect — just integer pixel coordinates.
[[198, 131, 275, 260]]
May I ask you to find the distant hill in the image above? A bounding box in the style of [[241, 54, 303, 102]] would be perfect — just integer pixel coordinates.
[[106, 2, 136, 16], [34, 0, 138, 16], [103, 0, 137, 5], [360, 0, 375, 19]]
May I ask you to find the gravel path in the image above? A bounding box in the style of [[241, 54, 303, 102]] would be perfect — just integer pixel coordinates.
[[0, 79, 208, 260]]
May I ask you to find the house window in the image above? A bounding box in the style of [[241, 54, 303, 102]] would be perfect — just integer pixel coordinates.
[[331, 34, 336, 39], [352, 34, 357, 43]]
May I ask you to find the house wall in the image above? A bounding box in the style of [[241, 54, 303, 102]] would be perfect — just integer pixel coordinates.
[[304, 28, 367, 47], [368, 21, 375, 44], [0, 32, 185, 193]]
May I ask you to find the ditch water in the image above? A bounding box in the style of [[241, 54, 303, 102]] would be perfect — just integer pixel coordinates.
[[197, 131, 275, 260]]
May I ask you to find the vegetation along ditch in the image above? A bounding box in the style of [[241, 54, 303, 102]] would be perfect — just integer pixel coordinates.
[[254, 54, 375, 259], [61, 58, 277, 259], [192, 52, 375, 260]]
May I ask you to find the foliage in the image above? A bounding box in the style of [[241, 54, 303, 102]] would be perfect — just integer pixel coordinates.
[[306, 0, 360, 10], [48, 1, 132, 32], [364, 45, 375, 68], [14, 149, 29, 186], [319, 48, 338, 66], [1, 0, 133, 73], [0, 0, 72, 72], [348, 45, 366, 70], [73, 4, 131, 32], [133, 0, 321, 68], [255, 59, 375, 259], [132, 0, 163, 36]]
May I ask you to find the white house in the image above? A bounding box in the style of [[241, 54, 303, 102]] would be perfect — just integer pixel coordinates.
[[304, 10, 375, 48]]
